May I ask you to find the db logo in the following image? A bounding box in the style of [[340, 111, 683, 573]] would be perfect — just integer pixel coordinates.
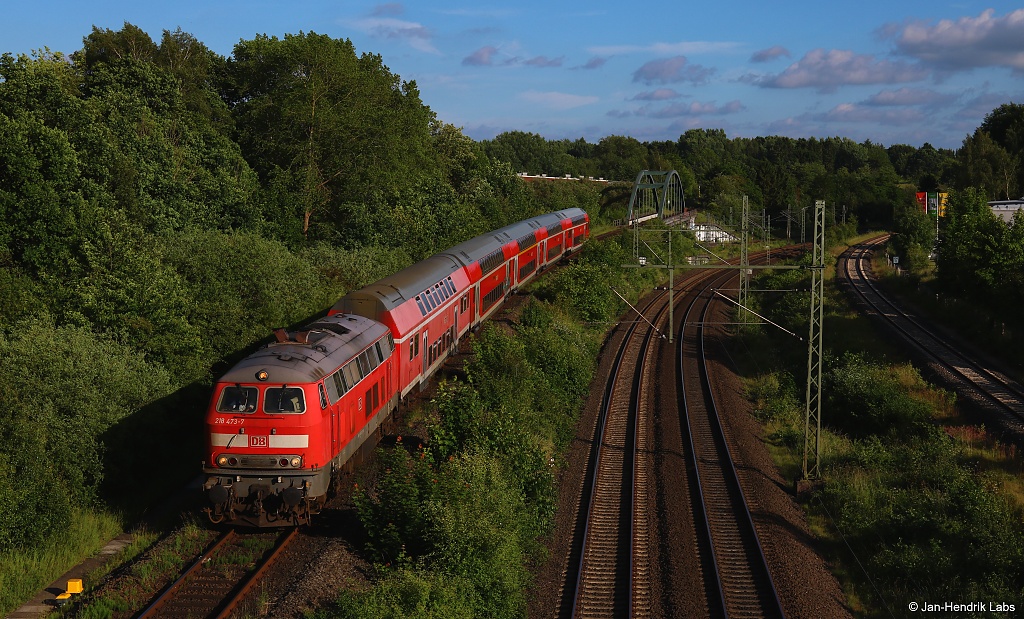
[[249, 435, 269, 448]]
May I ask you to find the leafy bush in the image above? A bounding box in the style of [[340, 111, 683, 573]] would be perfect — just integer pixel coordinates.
[[821, 435, 1024, 604], [352, 296, 602, 617], [352, 450, 538, 618], [326, 569, 476, 619], [0, 316, 172, 551], [824, 353, 933, 439]]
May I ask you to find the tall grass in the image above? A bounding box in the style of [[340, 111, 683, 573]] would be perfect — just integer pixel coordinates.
[[739, 248, 1024, 615], [0, 509, 123, 616]]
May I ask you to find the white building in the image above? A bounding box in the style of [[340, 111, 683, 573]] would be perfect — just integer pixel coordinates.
[[687, 220, 738, 243], [989, 199, 1024, 223]]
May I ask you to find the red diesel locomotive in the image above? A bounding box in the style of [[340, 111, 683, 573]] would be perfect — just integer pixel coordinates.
[[202, 208, 589, 525]]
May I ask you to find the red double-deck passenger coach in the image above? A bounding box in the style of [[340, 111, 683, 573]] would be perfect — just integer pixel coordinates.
[[202, 208, 589, 525]]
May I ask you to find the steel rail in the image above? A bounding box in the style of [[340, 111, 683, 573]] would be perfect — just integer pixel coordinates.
[[136, 531, 238, 618], [135, 527, 298, 619], [842, 238, 1024, 425], [571, 285, 666, 618], [677, 264, 785, 618]]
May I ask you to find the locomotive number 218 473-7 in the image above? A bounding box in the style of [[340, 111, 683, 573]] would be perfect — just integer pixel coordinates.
[[214, 417, 244, 425]]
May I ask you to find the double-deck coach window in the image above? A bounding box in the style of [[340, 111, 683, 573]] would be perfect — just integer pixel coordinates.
[[415, 276, 457, 317], [325, 336, 393, 404]]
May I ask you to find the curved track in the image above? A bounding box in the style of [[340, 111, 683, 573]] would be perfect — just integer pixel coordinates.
[[571, 284, 667, 618], [841, 237, 1024, 434], [562, 251, 786, 618], [678, 273, 785, 619]]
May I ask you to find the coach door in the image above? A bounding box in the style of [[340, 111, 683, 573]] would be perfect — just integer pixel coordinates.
[[422, 331, 429, 375]]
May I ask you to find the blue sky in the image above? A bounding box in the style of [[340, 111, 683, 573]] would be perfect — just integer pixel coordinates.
[[4, 2, 1024, 150]]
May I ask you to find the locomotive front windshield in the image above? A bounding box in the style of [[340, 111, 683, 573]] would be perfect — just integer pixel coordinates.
[[217, 386, 258, 413], [264, 387, 306, 413]]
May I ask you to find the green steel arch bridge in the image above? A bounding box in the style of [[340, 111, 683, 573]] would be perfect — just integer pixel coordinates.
[[625, 170, 687, 225]]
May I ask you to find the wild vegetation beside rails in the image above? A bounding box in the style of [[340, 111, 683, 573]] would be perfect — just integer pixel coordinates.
[[315, 232, 690, 618], [738, 237, 1024, 615], [0, 26, 614, 614], [886, 187, 1024, 375], [2, 19, 1022, 617]]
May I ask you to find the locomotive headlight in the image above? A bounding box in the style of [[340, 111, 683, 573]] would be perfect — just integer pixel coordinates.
[[217, 455, 229, 467], [290, 456, 302, 468]]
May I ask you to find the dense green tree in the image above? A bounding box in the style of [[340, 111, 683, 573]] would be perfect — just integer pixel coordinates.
[[224, 32, 435, 240], [0, 317, 173, 551], [677, 128, 731, 187], [980, 103, 1024, 155], [957, 130, 1016, 200], [592, 135, 649, 182], [890, 189, 935, 271], [936, 188, 1001, 296], [0, 111, 87, 274]]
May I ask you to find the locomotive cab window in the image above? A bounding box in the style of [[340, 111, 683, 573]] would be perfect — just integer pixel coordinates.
[[217, 386, 258, 413], [264, 387, 306, 414]]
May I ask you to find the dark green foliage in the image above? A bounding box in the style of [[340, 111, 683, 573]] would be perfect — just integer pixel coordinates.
[[324, 570, 477, 619], [937, 188, 1024, 308], [0, 110, 86, 274], [352, 446, 542, 618], [158, 229, 341, 377], [0, 317, 172, 551], [824, 353, 933, 439], [752, 245, 1024, 612], [821, 435, 1024, 605], [353, 447, 436, 564], [956, 102, 1024, 200], [889, 188, 936, 272], [352, 295, 602, 617], [223, 32, 435, 242]]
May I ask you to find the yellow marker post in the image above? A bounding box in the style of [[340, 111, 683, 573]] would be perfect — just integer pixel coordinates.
[[67, 579, 83, 594]]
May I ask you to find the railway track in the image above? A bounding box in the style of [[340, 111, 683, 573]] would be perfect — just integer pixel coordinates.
[[570, 284, 666, 618], [841, 237, 1024, 434], [678, 272, 785, 619], [136, 527, 298, 619], [561, 249, 788, 618]]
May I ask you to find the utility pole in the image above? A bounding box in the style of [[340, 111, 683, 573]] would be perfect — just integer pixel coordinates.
[[802, 199, 826, 481], [738, 195, 750, 324]]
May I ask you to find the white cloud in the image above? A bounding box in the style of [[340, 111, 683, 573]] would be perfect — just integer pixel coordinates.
[[862, 87, 956, 107], [348, 16, 439, 54], [463, 46, 498, 66], [588, 41, 739, 56], [750, 48, 928, 93], [750, 46, 790, 63], [632, 56, 714, 85], [518, 90, 599, 110], [632, 89, 683, 101], [885, 9, 1024, 72], [818, 103, 926, 125]]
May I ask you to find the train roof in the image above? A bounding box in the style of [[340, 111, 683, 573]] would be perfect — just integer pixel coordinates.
[[331, 208, 588, 316], [217, 313, 389, 385]]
